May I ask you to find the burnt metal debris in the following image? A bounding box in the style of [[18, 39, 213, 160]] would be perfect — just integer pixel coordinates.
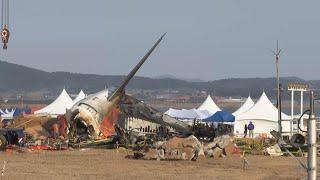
[[0, 34, 237, 163], [66, 33, 166, 143]]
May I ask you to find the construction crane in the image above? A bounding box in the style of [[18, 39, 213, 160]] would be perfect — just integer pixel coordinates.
[[1, 0, 9, 49]]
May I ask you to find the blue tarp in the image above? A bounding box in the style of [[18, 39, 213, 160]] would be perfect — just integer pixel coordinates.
[[13, 108, 21, 117], [13, 108, 19, 117], [204, 111, 235, 122], [21, 106, 32, 114], [13, 107, 32, 116], [24, 108, 32, 114]]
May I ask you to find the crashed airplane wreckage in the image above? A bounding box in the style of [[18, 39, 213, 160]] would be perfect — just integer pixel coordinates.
[[63, 33, 233, 160], [66, 33, 188, 143]]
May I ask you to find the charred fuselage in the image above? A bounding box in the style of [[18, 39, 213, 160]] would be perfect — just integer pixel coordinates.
[[66, 33, 190, 142], [66, 90, 120, 141]]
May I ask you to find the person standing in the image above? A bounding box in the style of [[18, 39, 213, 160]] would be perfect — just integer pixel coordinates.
[[244, 124, 248, 138], [248, 121, 255, 138]]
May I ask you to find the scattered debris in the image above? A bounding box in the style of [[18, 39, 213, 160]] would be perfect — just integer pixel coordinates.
[[204, 135, 233, 158], [0, 128, 24, 150], [142, 135, 204, 161], [128, 135, 236, 161], [265, 144, 283, 156], [241, 151, 249, 170], [1, 161, 7, 176]]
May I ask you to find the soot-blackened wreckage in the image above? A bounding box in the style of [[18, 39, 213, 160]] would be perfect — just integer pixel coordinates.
[[65, 33, 191, 144]]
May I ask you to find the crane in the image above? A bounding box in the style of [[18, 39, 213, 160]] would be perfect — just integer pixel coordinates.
[[1, 0, 9, 49]]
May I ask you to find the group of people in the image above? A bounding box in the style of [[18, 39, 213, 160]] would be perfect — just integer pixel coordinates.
[[191, 121, 234, 142], [244, 121, 255, 138], [139, 125, 169, 135]]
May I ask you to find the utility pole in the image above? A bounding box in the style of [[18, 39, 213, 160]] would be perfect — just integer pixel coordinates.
[[308, 91, 317, 180], [273, 40, 282, 136]]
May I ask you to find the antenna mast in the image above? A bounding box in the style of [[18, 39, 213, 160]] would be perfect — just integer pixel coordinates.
[[272, 40, 282, 137]]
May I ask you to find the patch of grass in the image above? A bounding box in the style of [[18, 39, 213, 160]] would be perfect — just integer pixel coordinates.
[[235, 138, 276, 155]]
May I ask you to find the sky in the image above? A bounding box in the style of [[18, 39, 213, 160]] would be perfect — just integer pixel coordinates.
[[1, 0, 320, 81]]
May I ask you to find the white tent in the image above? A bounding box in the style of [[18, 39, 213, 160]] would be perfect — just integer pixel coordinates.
[[164, 95, 220, 120], [35, 89, 74, 115], [69, 89, 109, 109], [195, 109, 212, 119], [180, 109, 198, 119], [164, 108, 179, 117], [233, 96, 254, 117], [1, 108, 15, 120], [164, 108, 212, 120], [73, 90, 86, 105], [234, 92, 290, 137], [165, 108, 197, 119], [197, 95, 221, 114]]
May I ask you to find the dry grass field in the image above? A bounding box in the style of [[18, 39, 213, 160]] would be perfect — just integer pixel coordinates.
[[0, 148, 306, 180]]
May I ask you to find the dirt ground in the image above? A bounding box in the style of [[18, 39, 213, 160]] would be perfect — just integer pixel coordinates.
[[0, 149, 306, 180]]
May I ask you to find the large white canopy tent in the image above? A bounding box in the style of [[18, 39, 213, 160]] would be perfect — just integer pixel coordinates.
[[233, 96, 254, 117], [164, 108, 212, 120], [35, 89, 74, 115], [197, 95, 221, 114], [164, 95, 219, 120], [195, 109, 212, 119], [73, 90, 86, 105], [234, 92, 291, 137], [165, 108, 197, 119]]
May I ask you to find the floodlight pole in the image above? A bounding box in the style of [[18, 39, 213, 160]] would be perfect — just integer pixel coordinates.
[[288, 83, 308, 135]]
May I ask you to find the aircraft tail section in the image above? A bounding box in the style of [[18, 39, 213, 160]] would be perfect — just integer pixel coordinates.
[[108, 33, 166, 101]]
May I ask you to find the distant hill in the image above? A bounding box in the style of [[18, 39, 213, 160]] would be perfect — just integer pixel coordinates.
[[203, 77, 308, 99], [154, 74, 204, 82], [154, 74, 177, 79], [0, 61, 194, 94], [0, 61, 315, 99]]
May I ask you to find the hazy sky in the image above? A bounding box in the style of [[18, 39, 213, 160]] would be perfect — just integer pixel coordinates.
[[1, 1, 320, 81]]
